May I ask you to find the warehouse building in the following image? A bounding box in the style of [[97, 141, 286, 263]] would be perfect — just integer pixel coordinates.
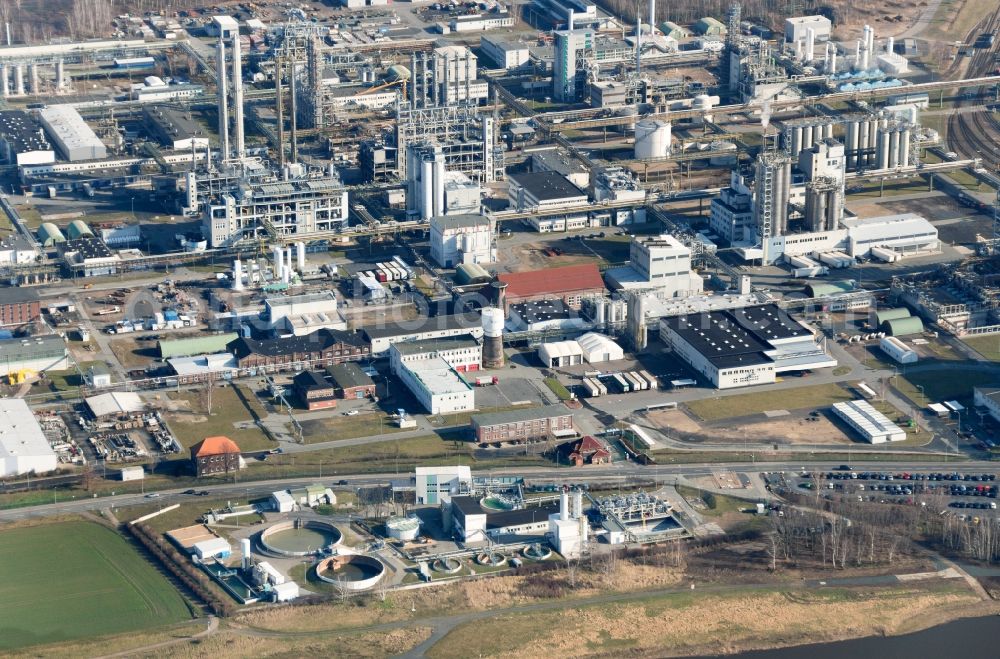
[[227, 328, 369, 371], [659, 304, 836, 389], [498, 263, 605, 310], [0, 110, 54, 165], [0, 398, 58, 477], [480, 36, 531, 69], [0, 334, 69, 377], [472, 404, 575, 446], [159, 333, 239, 359], [507, 171, 588, 212], [0, 234, 38, 266], [293, 370, 338, 411], [832, 399, 907, 443], [879, 336, 918, 364], [0, 287, 41, 327], [60, 236, 121, 276], [325, 362, 376, 399], [142, 104, 209, 150], [37, 105, 107, 161], [538, 340, 584, 367], [389, 334, 483, 373], [394, 356, 475, 415], [362, 313, 483, 355]]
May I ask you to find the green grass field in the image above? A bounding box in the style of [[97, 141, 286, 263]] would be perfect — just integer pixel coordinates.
[[0, 521, 192, 651], [685, 383, 854, 421], [963, 334, 1000, 362]]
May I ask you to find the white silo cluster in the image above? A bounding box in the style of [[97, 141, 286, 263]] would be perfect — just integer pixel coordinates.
[[0, 59, 67, 98], [855, 24, 875, 71], [271, 242, 308, 284], [549, 486, 589, 559], [823, 43, 838, 74], [796, 27, 817, 63], [232, 259, 245, 291], [845, 114, 912, 171], [406, 143, 447, 221], [784, 119, 835, 160], [634, 119, 671, 159]]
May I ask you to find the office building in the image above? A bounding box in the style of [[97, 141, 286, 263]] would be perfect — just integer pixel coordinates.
[[394, 356, 475, 415], [472, 404, 576, 446]]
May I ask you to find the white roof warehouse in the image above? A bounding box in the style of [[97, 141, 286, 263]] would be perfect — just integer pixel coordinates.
[[0, 398, 57, 477]]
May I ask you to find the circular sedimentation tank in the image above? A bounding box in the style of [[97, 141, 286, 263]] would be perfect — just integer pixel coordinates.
[[480, 495, 514, 512], [523, 543, 552, 560], [476, 552, 506, 567], [259, 520, 342, 557], [315, 554, 386, 591], [431, 557, 462, 574]]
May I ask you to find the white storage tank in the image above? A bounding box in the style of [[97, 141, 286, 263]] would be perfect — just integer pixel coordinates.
[[482, 306, 505, 338], [385, 515, 421, 541], [634, 120, 671, 159]]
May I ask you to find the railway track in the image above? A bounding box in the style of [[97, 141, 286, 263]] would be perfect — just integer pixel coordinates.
[[947, 9, 1000, 167]]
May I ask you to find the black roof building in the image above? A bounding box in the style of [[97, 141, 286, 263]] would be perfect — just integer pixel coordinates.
[[0, 110, 51, 158], [292, 370, 330, 391], [450, 495, 560, 530], [361, 313, 480, 341], [228, 328, 366, 359], [509, 170, 586, 202], [325, 362, 374, 390]]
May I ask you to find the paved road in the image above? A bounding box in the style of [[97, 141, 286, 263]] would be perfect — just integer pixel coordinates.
[[4, 459, 999, 523], [899, 0, 948, 39]]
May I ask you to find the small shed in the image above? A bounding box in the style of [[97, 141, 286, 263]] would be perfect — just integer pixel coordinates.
[[270, 490, 295, 513]]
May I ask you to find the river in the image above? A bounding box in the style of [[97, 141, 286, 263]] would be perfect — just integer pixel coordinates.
[[696, 615, 1000, 658]]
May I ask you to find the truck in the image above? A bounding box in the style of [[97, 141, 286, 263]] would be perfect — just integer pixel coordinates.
[[474, 375, 499, 386]]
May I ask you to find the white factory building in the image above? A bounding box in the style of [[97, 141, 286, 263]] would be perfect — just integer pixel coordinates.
[[548, 487, 589, 559], [659, 304, 837, 389], [362, 313, 484, 356], [832, 399, 907, 443], [415, 465, 472, 505], [784, 16, 832, 44], [539, 332, 624, 367], [407, 144, 483, 221], [0, 398, 58, 477], [36, 105, 107, 161], [393, 356, 475, 414], [480, 36, 530, 70], [606, 234, 704, 297], [431, 45, 489, 104], [879, 336, 918, 364], [265, 290, 347, 336], [974, 388, 1000, 424], [389, 334, 483, 373], [430, 214, 495, 268]]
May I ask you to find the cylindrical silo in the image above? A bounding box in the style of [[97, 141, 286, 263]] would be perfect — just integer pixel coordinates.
[[824, 122, 834, 140], [845, 121, 858, 168], [296, 241, 306, 271], [887, 127, 899, 169], [55, 59, 65, 89], [1, 64, 8, 97], [858, 120, 869, 167], [29, 63, 38, 94], [14, 64, 23, 95], [826, 188, 843, 231], [233, 260, 244, 291], [420, 157, 434, 220], [572, 489, 583, 519], [634, 120, 671, 159], [433, 155, 445, 218], [273, 244, 283, 274], [481, 306, 505, 369], [898, 126, 911, 167], [791, 125, 803, 156]]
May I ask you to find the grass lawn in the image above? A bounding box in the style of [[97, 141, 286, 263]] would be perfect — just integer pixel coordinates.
[[896, 369, 998, 406], [922, 0, 1000, 42], [675, 485, 752, 516], [299, 412, 407, 443], [165, 385, 275, 452], [685, 383, 854, 421], [963, 334, 1000, 361], [544, 377, 572, 401], [0, 521, 192, 651]]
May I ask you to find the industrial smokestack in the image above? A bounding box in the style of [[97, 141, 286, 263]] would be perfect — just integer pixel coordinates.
[[0, 65, 8, 98], [275, 56, 284, 169], [231, 31, 245, 161], [560, 488, 569, 520], [289, 60, 298, 163], [29, 63, 38, 95], [635, 9, 642, 75], [55, 59, 65, 90], [648, 0, 655, 34], [216, 38, 230, 161], [232, 260, 244, 291]]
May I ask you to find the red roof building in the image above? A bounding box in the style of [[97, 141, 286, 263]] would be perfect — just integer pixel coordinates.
[[498, 263, 606, 310], [568, 435, 612, 466], [190, 436, 242, 477]]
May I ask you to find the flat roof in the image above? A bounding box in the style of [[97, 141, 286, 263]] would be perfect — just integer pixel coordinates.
[[392, 334, 481, 356], [86, 392, 146, 417], [362, 313, 480, 340], [509, 299, 574, 324], [509, 170, 586, 202], [402, 357, 472, 395], [430, 214, 490, 231], [0, 287, 40, 305], [0, 334, 66, 362], [0, 398, 55, 463], [832, 399, 904, 439], [37, 105, 104, 152], [0, 110, 50, 153], [472, 403, 570, 427], [230, 328, 365, 358]]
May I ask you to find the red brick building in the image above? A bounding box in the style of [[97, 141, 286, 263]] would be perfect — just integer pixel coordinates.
[[293, 370, 337, 410], [227, 328, 369, 372], [0, 288, 40, 328], [190, 436, 242, 477], [325, 362, 376, 399], [471, 404, 575, 447], [568, 435, 611, 466], [497, 263, 605, 310]]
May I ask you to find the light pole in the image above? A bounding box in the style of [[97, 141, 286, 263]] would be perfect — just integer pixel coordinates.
[[916, 384, 925, 403]]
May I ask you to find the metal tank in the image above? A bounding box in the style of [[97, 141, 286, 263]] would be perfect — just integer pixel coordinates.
[[634, 119, 671, 159]]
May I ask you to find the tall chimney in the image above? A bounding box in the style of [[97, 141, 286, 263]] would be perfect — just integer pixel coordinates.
[[648, 0, 655, 34], [231, 31, 245, 161], [289, 59, 298, 163], [275, 56, 284, 168], [216, 38, 230, 162]]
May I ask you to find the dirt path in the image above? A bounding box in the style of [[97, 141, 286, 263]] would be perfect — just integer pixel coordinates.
[[95, 616, 218, 659]]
